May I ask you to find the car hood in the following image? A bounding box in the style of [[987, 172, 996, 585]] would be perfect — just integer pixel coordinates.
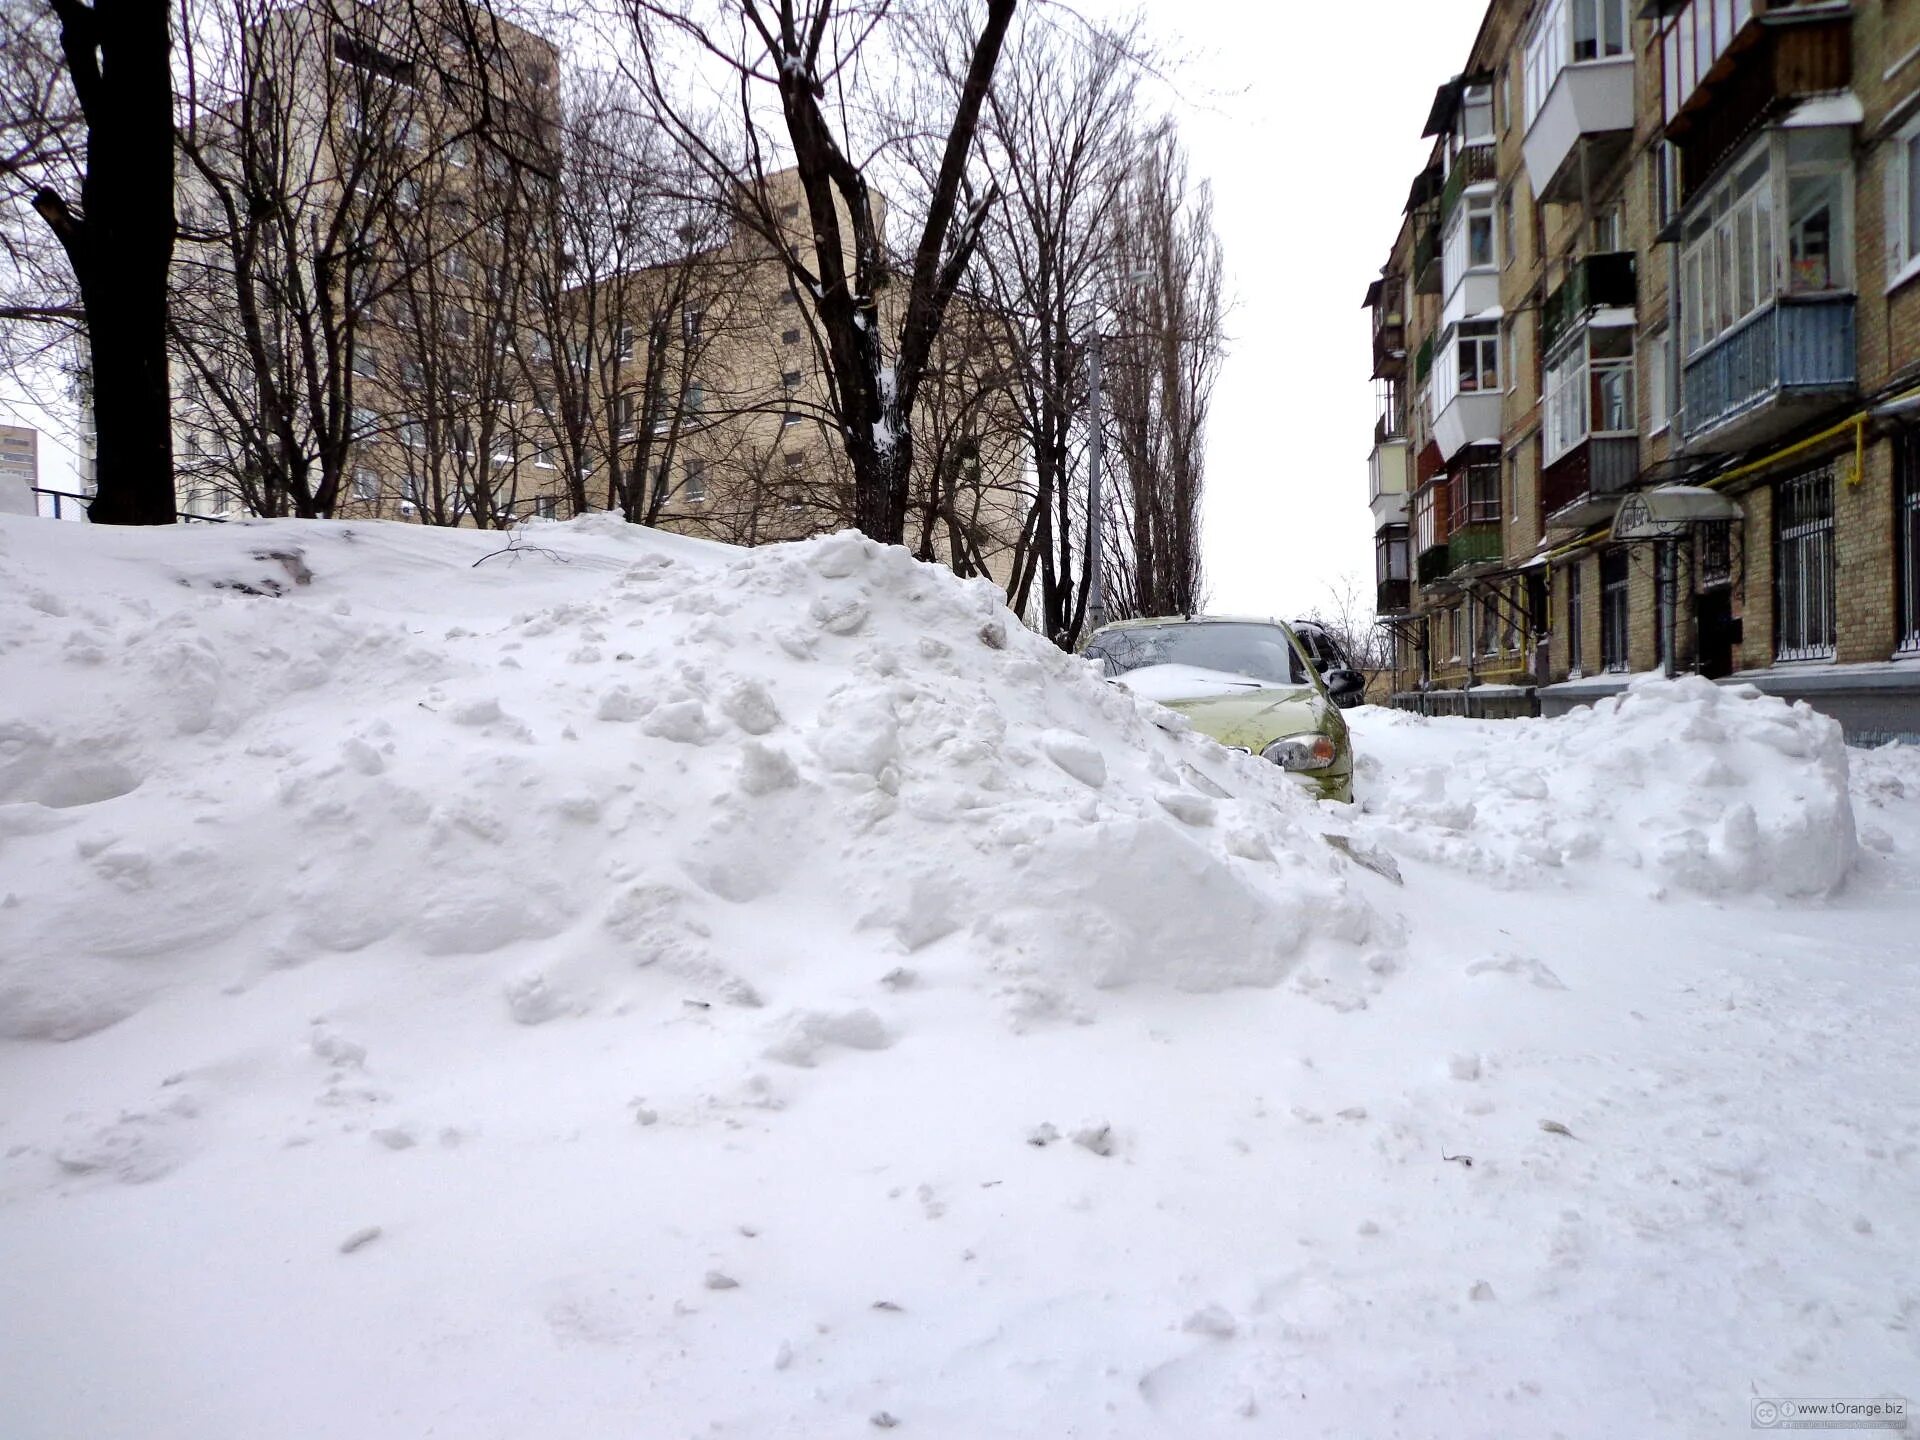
[[1113, 664, 1329, 750]]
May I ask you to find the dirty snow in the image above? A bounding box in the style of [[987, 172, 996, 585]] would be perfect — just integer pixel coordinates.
[[0, 513, 1915, 1439]]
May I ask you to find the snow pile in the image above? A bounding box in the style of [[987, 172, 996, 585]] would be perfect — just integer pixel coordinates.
[[5, 513, 1914, 1440], [0, 516, 1392, 1055], [1354, 673, 1855, 896]]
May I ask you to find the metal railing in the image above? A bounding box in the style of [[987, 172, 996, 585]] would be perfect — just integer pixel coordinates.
[[1682, 295, 1856, 439], [1439, 144, 1496, 225], [1540, 251, 1637, 354], [1447, 520, 1503, 572], [33, 487, 228, 523], [1376, 578, 1411, 614]]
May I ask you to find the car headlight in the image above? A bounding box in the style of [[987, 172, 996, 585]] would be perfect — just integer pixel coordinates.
[[1262, 735, 1337, 772]]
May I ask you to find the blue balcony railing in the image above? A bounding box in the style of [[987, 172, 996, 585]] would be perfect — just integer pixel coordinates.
[[1682, 296, 1856, 440]]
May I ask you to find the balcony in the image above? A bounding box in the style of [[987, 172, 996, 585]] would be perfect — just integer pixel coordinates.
[[1522, 56, 1633, 205], [1370, 438, 1409, 531], [1372, 320, 1406, 379], [1540, 435, 1638, 529], [1414, 334, 1434, 385], [1447, 520, 1502, 573], [1431, 387, 1501, 462], [1377, 578, 1412, 615], [1439, 143, 1495, 226], [1540, 252, 1636, 354], [1413, 221, 1442, 295], [1417, 542, 1453, 586], [1681, 296, 1856, 450], [1661, 1, 1852, 196]]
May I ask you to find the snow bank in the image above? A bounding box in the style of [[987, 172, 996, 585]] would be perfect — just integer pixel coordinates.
[[1352, 673, 1856, 897], [0, 515, 1389, 1049]]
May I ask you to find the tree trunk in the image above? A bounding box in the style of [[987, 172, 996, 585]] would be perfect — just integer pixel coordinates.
[[38, 0, 176, 525]]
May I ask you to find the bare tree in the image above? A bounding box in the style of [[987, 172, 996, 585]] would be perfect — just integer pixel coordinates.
[[620, 0, 1015, 545], [965, 9, 1139, 643], [1103, 124, 1222, 622], [7, 0, 177, 522]]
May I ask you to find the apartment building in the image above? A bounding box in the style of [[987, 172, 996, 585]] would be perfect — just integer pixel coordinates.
[[1367, 0, 1920, 743], [0, 425, 36, 491]]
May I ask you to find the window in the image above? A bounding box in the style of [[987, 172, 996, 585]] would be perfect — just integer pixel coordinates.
[[1449, 605, 1465, 661], [491, 438, 515, 468], [446, 250, 472, 282], [1450, 454, 1501, 528], [1544, 328, 1637, 464], [352, 345, 378, 379], [353, 466, 378, 501], [351, 405, 377, 439], [1496, 65, 1509, 134], [1457, 321, 1500, 393], [1898, 435, 1920, 654], [534, 494, 556, 519], [780, 201, 801, 220], [1680, 131, 1852, 357], [1890, 113, 1920, 289], [781, 369, 802, 391], [781, 411, 802, 428], [1775, 463, 1835, 661], [1468, 192, 1495, 269], [683, 307, 704, 343], [617, 393, 636, 436], [1654, 540, 1676, 672], [1565, 561, 1584, 675], [1503, 320, 1517, 395], [1592, 201, 1622, 253], [445, 306, 471, 342], [1459, 84, 1492, 146], [1600, 548, 1630, 672], [782, 328, 802, 346], [535, 442, 556, 470], [1652, 141, 1679, 233], [1478, 591, 1501, 656], [617, 324, 634, 360], [683, 382, 704, 415], [401, 357, 425, 389], [784, 450, 803, 471], [400, 416, 425, 449], [1646, 329, 1671, 434], [779, 290, 798, 307], [682, 458, 707, 504]]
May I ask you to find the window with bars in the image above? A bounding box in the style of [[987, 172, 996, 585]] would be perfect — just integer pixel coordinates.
[[1600, 548, 1630, 672], [1774, 463, 1835, 662], [1897, 436, 1920, 654], [1565, 561, 1584, 675]]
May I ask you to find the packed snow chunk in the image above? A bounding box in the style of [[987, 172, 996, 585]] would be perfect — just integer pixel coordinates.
[[1041, 729, 1107, 789], [1355, 675, 1856, 896], [763, 1007, 895, 1067]]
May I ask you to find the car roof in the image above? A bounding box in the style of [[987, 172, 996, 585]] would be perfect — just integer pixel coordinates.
[[1090, 614, 1301, 635]]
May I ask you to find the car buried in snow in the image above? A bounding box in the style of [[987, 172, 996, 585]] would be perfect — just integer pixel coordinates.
[[1084, 616, 1356, 804]]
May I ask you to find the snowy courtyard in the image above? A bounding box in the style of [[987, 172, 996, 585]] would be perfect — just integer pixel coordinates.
[[1, 513, 1916, 1439]]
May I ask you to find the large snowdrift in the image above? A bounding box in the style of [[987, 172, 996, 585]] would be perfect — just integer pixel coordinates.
[[2, 513, 1913, 1440], [1352, 673, 1856, 897]]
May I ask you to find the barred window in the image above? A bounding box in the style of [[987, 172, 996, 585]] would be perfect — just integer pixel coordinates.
[[1600, 548, 1630, 673], [1774, 463, 1835, 662], [1897, 436, 1920, 654]]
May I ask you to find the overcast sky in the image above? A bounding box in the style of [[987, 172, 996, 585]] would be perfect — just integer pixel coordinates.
[[1112, 0, 1485, 620]]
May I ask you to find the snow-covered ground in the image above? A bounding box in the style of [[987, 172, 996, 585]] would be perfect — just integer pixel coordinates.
[[1, 513, 1915, 1439]]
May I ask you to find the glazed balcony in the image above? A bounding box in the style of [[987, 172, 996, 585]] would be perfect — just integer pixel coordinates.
[[1376, 578, 1412, 615], [1682, 295, 1856, 450], [1657, 0, 1852, 195], [1431, 387, 1501, 464], [1370, 438, 1409, 531], [1413, 221, 1442, 296], [1417, 541, 1454, 587], [1521, 0, 1633, 206]]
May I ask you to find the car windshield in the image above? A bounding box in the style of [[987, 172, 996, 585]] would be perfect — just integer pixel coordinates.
[[1087, 622, 1306, 687]]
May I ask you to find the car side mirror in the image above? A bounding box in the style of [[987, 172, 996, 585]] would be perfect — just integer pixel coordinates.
[[1325, 666, 1366, 706]]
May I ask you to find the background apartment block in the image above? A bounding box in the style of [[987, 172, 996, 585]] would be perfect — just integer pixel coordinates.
[[1367, 0, 1920, 743], [0, 424, 35, 490]]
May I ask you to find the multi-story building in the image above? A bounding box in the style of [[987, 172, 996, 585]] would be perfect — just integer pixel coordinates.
[[1367, 0, 1920, 743], [0, 424, 36, 491]]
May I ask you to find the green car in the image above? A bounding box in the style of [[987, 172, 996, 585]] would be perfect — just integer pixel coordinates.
[[1085, 617, 1356, 804]]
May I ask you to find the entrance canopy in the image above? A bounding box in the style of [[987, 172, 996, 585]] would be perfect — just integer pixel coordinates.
[[1611, 485, 1741, 542]]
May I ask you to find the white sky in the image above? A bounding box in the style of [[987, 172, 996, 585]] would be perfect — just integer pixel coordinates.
[[1112, 0, 1485, 619]]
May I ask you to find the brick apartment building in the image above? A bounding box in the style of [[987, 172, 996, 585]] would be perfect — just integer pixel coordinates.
[[1367, 0, 1920, 743]]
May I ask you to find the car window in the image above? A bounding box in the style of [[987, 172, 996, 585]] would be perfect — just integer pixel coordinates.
[[1086, 623, 1307, 687]]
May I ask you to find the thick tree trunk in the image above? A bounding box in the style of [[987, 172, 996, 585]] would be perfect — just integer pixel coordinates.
[[39, 0, 177, 525]]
